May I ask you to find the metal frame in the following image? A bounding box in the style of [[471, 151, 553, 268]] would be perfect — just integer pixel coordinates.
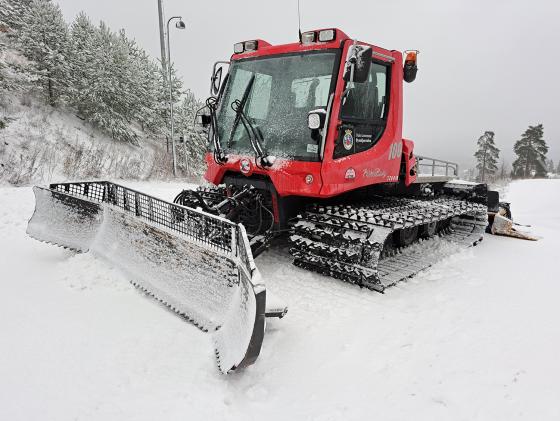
[[372, 50, 395, 62], [415, 155, 459, 178]]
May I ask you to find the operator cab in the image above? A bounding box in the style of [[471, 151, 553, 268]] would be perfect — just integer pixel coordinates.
[[196, 28, 418, 205]]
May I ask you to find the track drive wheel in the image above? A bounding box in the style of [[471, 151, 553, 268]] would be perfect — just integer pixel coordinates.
[[421, 222, 438, 238], [396, 226, 419, 247]]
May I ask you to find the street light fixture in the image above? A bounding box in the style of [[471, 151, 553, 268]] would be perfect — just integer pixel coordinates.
[[166, 16, 185, 177]]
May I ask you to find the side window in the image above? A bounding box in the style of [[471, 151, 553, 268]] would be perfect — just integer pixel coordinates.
[[334, 61, 390, 159], [340, 62, 388, 120]]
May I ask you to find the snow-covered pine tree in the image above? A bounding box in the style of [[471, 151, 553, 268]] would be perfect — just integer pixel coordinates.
[[474, 131, 500, 182], [109, 29, 141, 143], [149, 62, 184, 138], [18, 0, 69, 106], [115, 29, 169, 141], [79, 22, 171, 144], [0, 4, 10, 91], [0, 0, 11, 30], [126, 44, 161, 133], [68, 12, 97, 117], [0, 1, 36, 93], [0, 0, 32, 31], [512, 124, 548, 178], [85, 22, 131, 142]]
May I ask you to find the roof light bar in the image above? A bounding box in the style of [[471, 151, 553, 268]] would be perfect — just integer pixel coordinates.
[[233, 40, 259, 54]]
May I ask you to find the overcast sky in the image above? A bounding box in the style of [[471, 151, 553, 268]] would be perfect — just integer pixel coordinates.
[[56, 0, 559, 171]]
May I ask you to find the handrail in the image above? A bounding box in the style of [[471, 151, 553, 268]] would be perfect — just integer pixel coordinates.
[[416, 155, 459, 177]]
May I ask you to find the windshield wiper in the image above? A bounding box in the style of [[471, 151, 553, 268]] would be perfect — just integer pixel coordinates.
[[228, 74, 255, 148], [231, 102, 273, 167], [228, 75, 273, 168]]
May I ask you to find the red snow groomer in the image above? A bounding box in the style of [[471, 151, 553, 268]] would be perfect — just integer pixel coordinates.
[[27, 29, 524, 374]]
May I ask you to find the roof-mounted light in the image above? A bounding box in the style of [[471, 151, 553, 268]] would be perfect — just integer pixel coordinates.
[[301, 31, 316, 44], [234, 42, 244, 54], [404, 49, 418, 64], [318, 29, 336, 42], [233, 40, 259, 54], [301, 29, 336, 44], [244, 40, 258, 51], [403, 49, 419, 83]]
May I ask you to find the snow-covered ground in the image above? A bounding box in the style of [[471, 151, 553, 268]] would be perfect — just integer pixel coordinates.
[[1, 179, 559, 420]]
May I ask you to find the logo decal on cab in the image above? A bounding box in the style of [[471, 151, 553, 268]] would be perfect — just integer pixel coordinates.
[[343, 129, 354, 150], [345, 168, 356, 180]]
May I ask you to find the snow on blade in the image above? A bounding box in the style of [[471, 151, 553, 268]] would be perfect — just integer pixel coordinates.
[[25, 182, 267, 373], [214, 226, 266, 372], [27, 186, 103, 252]]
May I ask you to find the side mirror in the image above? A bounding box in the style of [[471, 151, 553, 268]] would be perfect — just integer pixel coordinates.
[[343, 45, 372, 84], [211, 67, 223, 96], [209, 61, 230, 96]]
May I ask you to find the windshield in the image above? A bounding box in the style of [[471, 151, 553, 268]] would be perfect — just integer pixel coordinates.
[[216, 51, 337, 161]]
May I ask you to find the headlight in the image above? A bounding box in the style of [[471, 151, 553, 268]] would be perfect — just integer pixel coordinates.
[[308, 113, 321, 130], [307, 109, 326, 130]]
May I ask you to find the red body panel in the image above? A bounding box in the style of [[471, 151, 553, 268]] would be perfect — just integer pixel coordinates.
[[402, 138, 417, 186], [205, 153, 323, 197], [204, 29, 415, 198]]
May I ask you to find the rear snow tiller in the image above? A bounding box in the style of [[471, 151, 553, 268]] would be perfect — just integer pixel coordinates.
[[27, 181, 285, 373], [28, 28, 534, 373]]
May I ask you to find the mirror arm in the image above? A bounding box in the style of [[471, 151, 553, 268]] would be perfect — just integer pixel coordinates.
[[209, 60, 230, 96], [341, 40, 359, 103], [341, 63, 355, 104]]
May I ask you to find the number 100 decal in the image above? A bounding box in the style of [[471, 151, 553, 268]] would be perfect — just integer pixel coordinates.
[[388, 142, 403, 160]]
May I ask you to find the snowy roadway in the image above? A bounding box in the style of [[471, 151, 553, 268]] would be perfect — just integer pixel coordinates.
[[1, 179, 559, 420]]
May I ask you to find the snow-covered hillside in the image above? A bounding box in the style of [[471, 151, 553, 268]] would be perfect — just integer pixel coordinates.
[[1, 179, 559, 420], [0, 95, 166, 185]]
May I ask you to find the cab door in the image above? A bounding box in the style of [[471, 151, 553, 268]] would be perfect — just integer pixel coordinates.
[[320, 46, 402, 196]]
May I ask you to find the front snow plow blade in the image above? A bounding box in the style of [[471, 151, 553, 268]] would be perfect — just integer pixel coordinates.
[[27, 181, 269, 373]]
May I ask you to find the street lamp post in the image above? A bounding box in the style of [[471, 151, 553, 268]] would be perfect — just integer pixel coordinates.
[[166, 16, 185, 177]]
